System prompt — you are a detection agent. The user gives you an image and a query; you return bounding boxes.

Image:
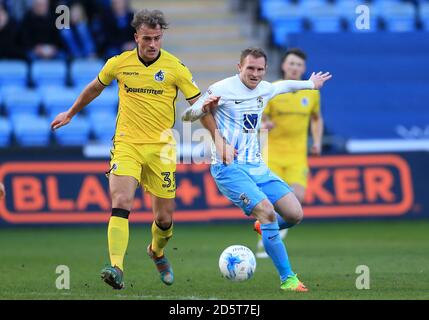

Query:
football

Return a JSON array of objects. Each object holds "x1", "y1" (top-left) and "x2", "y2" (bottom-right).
[{"x1": 219, "y1": 245, "x2": 256, "y2": 281}]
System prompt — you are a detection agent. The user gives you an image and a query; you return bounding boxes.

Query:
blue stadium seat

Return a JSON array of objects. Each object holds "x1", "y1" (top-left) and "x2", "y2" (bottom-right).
[
  {"x1": 260, "y1": 0, "x2": 293, "y2": 21},
  {"x1": 70, "y1": 59, "x2": 104, "y2": 87},
  {"x1": 12, "y1": 115, "x2": 50, "y2": 146},
  {"x1": 31, "y1": 60, "x2": 67, "y2": 87},
  {"x1": 54, "y1": 116, "x2": 91, "y2": 146},
  {"x1": 420, "y1": 3, "x2": 429, "y2": 31},
  {"x1": 0, "y1": 117, "x2": 12, "y2": 147},
  {"x1": 3, "y1": 89, "x2": 41, "y2": 120},
  {"x1": 90, "y1": 112, "x2": 116, "y2": 144},
  {"x1": 85, "y1": 88, "x2": 118, "y2": 117},
  {"x1": 42, "y1": 88, "x2": 78, "y2": 118},
  {"x1": 272, "y1": 18, "x2": 304, "y2": 47},
  {"x1": 310, "y1": 16, "x2": 343, "y2": 32},
  {"x1": 347, "y1": 17, "x2": 379, "y2": 32},
  {"x1": 378, "y1": 2, "x2": 416, "y2": 31},
  {"x1": 0, "y1": 60, "x2": 28, "y2": 87}
]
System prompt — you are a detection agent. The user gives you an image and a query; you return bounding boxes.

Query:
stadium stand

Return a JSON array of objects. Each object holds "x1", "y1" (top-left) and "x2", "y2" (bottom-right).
[
  {"x1": 0, "y1": 0, "x2": 428, "y2": 149},
  {"x1": 12, "y1": 114, "x2": 50, "y2": 147},
  {"x1": 286, "y1": 32, "x2": 429, "y2": 140},
  {"x1": 0, "y1": 60, "x2": 28, "y2": 87},
  {"x1": 53, "y1": 116, "x2": 91, "y2": 146},
  {"x1": 31, "y1": 60, "x2": 68, "y2": 87},
  {"x1": 0, "y1": 117, "x2": 12, "y2": 147}
]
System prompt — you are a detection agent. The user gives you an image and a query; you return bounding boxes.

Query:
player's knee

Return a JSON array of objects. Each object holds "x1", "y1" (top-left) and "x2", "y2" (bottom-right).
[
  {"x1": 111, "y1": 192, "x2": 134, "y2": 210},
  {"x1": 255, "y1": 201, "x2": 276, "y2": 223},
  {"x1": 154, "y1": 204, "x2": 175, "y2": 228},
  {"x1": 289, "y1": 206, "x2": 304, "y2": 225}
]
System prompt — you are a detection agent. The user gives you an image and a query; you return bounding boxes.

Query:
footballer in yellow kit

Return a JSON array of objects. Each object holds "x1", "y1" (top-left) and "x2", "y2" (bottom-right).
[
  {"x1": 51, "y1": 10, "x2": 201, "y2": 289},
  {"x1": 99, "y1": 47, "x2": 200, "y2": 198},
  {"x1": 264, "y1": 87, "x2": 320, "y2": 190}
]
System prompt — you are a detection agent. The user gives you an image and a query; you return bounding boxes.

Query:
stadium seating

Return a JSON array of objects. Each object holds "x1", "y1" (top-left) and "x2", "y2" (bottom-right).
[
  {"x1": 70, "y1": 59, "x2": 104, "y2": 87},
  {"x1": 0, "y1": 117, "x2": 12, "y2": 147},
  {"x1": 53, "y1": 116, "x2": 91, "y2": 146},
  {"x1": 286, "y1": 32, "x2": 429, "y2": 140},
  {"x1": 42, "y1": 88, "x2": 78, "y2": 118},
  {"x1": 90, "y1": 112, "x2": 117, "y2": 144},
  {"x1": 12, "y1": 115, "x2": 51, "y2": 147},
  {"x1": 85, "y1": 88, "x2": 118, "y2": 117},
  {"x1": 3, "y1": 89, "x2": 41, "y2": 120},
  {"x1": 260, "y1": 0, "x2": 423, "y2": 46},
  {"x1": 381, "y1": 2, "x2": 416, "y2": 32},
  {"x1": 420, "y1": 2, "x2": 429, "y2": 31},
  {"x1": 0, "y1": 60, "x2": 28, "y2": 88},
  {"x1": 31, "y1": 60, "x2": 68, "y2": 87}
]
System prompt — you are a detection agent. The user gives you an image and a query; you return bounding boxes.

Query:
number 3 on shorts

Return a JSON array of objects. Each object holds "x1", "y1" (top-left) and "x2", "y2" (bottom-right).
[{"x1": 161, "y1": 172, "x2": 176, "y2": 189}]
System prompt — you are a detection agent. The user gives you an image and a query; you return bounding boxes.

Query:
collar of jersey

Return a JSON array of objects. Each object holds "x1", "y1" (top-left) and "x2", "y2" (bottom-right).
[{"x1": 136, "y1": 48, "x2": 161, "y2": 67}]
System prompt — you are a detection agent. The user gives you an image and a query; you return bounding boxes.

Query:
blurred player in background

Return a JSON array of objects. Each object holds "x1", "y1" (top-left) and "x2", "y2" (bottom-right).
[
  {"x1": 51, "y1": 9, "x2": 201, "y2": 290},
  {"x1": 182, "y1": 48, "x2": 331, "y2": 291},
  {"x1": 255, "y1": 48, "x2": 324, "y2": 258}
]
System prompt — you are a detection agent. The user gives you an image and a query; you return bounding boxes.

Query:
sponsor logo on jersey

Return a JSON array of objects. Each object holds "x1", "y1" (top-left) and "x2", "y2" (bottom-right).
[
  {"x1": 154, "y1": 70, "x2": 165, "y2": 82},
  {"x1": 123, "y1": 71, "x2": 139, "y2": 76},
  {"x1": 124, "y1": 84, "x2": 163, "y2": 95}
]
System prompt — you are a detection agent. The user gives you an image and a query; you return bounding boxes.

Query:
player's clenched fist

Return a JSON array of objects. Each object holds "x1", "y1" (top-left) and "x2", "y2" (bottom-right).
[{"x1": 309, "y1": 72, "x2": 332, "y2": 90}]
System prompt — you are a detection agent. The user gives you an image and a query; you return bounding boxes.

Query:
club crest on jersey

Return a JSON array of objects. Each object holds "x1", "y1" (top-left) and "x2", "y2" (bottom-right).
[
  {"x1": 257, "y1": 96, "x2": 263, "y2": 108},
  {"x1": 239, "y1": 193, "x2": 251, "y2": 206},
  {"x1": 154, "y1": 70, "x2": 165, "y2": 82},
  {"x1": 301, "y1": 97, "x2": 309, "y2": 107}
]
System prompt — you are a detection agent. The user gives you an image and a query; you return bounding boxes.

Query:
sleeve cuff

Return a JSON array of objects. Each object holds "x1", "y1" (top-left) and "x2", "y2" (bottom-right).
[
  {"x1": 97, "y1": 76, "x2": 108, "y2": 87},
  {"x1": 186, "y1": 92, "x2": 201, "y2": 101}
]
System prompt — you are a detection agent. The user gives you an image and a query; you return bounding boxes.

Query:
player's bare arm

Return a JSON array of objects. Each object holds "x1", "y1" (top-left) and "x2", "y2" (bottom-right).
[
  {"x1": 200, "y1": 113, "x2": 237, "y2": 165},
  {"x1": 50, "y1": 78, "x2": 105, "y2": 130},
  {"x1": 310, "y1": 111, "x2": 324, "y2": 156}
]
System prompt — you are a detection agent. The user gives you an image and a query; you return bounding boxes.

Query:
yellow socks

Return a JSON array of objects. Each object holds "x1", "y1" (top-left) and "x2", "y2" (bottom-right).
[
  {"x1": 151, "y1": 221, "x2": 173, "y2": 257},
  {"x1": 108, "y1": 209, "x2": 130, "y2": 271}
]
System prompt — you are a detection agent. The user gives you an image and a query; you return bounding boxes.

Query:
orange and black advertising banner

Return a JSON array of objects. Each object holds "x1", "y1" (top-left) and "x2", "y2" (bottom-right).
[{"x1": 0, "y1": 152, "x2": 426, "y2": 225}]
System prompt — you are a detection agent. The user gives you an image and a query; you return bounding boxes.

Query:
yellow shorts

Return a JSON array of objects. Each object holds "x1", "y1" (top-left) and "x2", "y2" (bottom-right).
[
  {"x1": 267, "y1": 155, "x2": 309, "y2": 188},
  {"x1": 109, "y1": 141, "x2": 176, "y2": 199}
]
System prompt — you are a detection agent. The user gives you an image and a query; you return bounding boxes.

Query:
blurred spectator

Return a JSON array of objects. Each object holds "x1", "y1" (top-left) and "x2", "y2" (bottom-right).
[
  {"x1": 21, "y1": 0, "x2": 64, "y2": 60},
  {"x1": 94, "y1": 0, "x2": 135, "y2": 58},
  {"x1": 60, "y1": 2, "x2": 96, "y2": 59},
  {"x1": 0, "y1": 4, "x2": 24, "y2": 59}
]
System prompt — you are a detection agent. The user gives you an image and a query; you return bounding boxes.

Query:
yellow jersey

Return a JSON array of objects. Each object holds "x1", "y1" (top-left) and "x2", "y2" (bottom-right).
[
  {"x1": 264, "y1": 86, "x2": 320, "y2": 157},
  {"x1": 98, "y1": 48, "x2": 201, "y2": 144}
]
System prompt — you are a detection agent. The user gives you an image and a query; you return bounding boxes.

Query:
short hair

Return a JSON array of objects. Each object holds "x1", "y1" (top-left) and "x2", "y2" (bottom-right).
[
  {"x1": 282, "y1": 48, "x2": 307, "y2": 62},
  {"x1": 131, "y1": 9, "x2": 169, "y2": 31},
  {"x1": 240, "y1": 47, "x2": 268, "y2": 65}
]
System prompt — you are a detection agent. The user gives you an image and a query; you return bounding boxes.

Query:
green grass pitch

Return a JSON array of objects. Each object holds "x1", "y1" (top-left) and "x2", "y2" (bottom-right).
[{"x1": 0, "y1": 220, "x2": 428, "y2": 300}]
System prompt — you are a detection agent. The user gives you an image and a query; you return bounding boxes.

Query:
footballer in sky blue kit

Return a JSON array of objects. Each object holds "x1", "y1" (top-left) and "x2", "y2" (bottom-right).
[{"x1": 182, "y1": 47, "x2": 331, "y2": 291}]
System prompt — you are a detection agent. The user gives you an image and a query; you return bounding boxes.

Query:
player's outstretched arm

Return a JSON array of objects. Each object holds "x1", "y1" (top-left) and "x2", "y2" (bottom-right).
[
  {"x1": 182, "y1": 95, "x2": 221, "y2": 122},
  {"x1": 51, "y1": 78, "x2": 105, "y2": 130},
  {"x1": 273, "y1": 72, "x2": 332, "y2": 97}
]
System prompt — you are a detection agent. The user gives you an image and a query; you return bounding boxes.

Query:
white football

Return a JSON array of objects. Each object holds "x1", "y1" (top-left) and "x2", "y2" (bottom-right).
[{"x1": 219, "y1": 245, "x2": 256, "y2": 281}]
